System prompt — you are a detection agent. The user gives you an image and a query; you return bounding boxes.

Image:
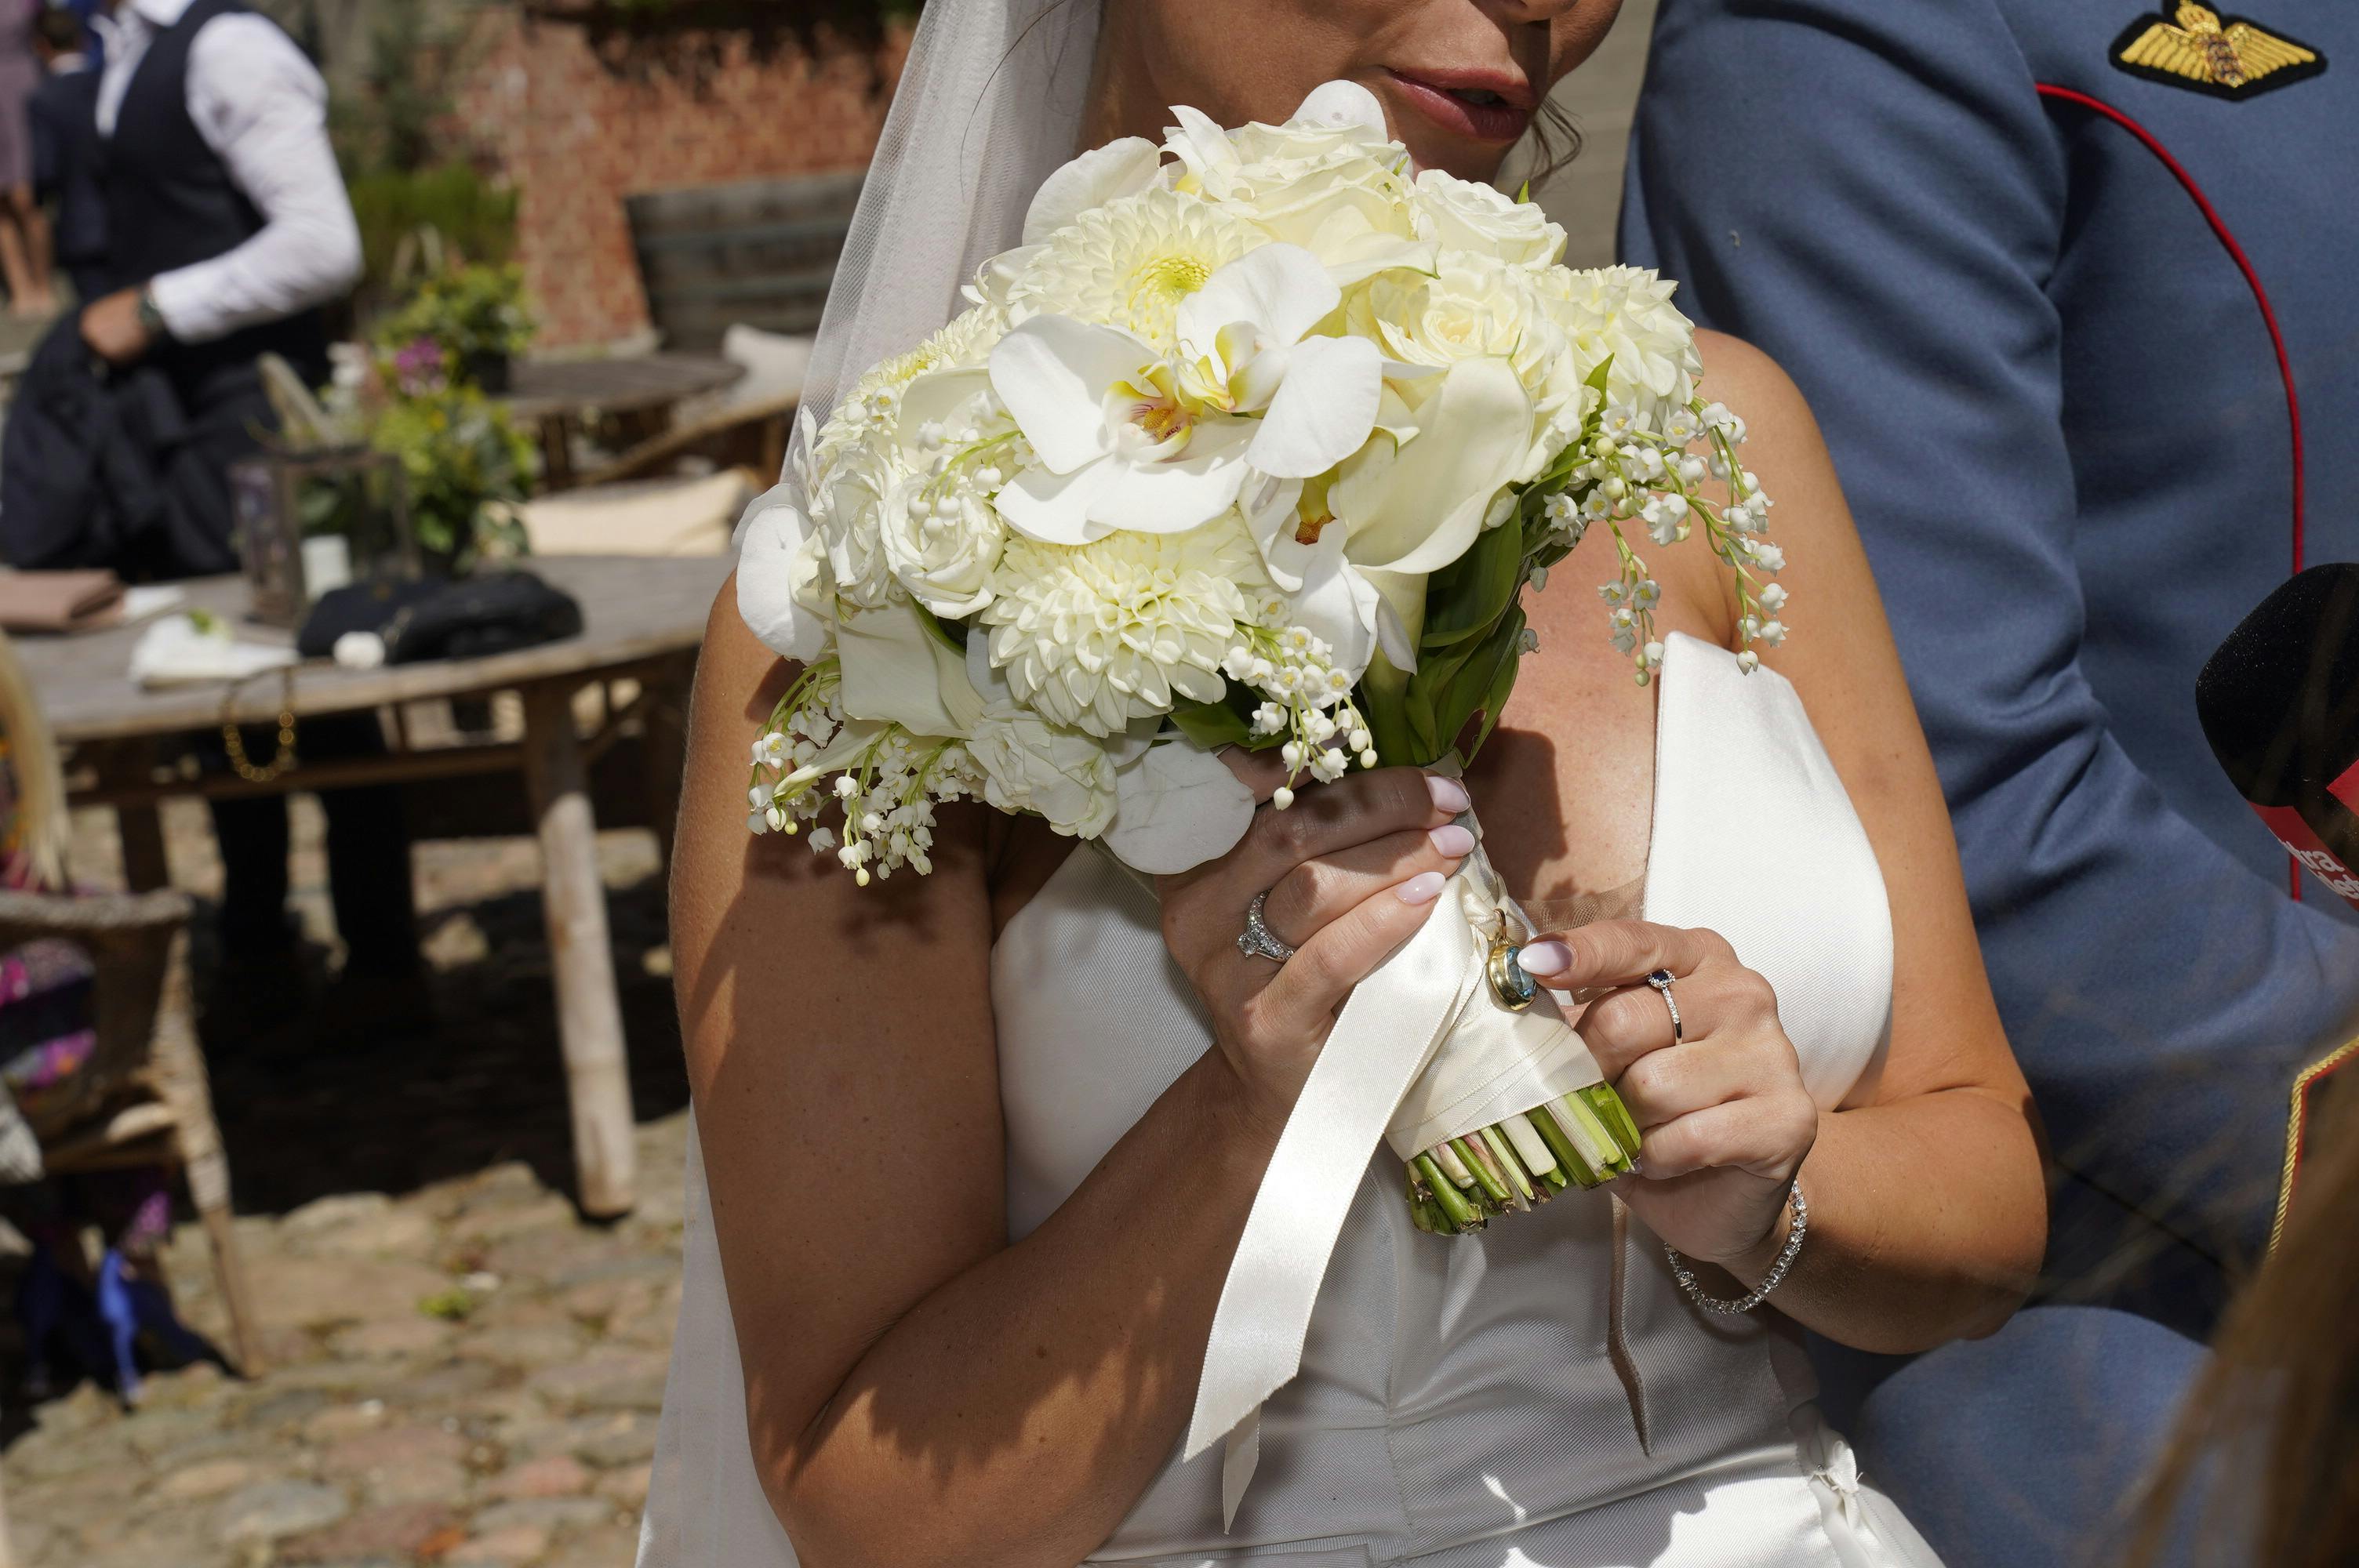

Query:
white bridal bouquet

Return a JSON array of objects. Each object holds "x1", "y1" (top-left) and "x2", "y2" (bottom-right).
[
  {"x1": 743, "y1": 79, "x2": 1787, "y2": 1504},
  {"x1": 739, "y1": 82, "x2": 1784, "y2": 1247}
]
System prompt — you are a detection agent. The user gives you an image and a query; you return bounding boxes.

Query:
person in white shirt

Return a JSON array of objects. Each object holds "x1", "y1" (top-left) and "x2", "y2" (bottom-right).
[
  {"x1": 81, "y1": 0, "x2": 420, "y2": 1025},
  {"x1": 78, "y1": 0, "x2": 360, "y2": 368}
]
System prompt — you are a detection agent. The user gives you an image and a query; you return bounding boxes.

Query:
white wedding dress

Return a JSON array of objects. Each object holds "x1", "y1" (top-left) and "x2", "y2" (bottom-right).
[{"x1": 639, "y1": 633, "x2": 1947, "y2": 1566}]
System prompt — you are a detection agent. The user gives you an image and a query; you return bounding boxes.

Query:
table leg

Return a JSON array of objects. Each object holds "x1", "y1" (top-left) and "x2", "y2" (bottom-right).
[
  {"x1": 540, "y1": 414, "x2": 576, "y2": 492},
  {"x1": 117, "y1": 804, "x2": 170, "y2": 892},
  {"x1": 520, "y1": 680, "x2": 638, "y2": 1218}
]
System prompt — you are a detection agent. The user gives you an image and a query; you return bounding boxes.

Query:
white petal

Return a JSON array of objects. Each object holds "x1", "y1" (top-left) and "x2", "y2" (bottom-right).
[
  {"x1": 1247, "y1": 334, "x2": 1381, "y2": 480},
  {"x1": 1087, "y1": 430, "x2": 1253, "y2": 534},
  {"x1": 1357, "y1": 566, "x2": 1426, "y2": 673},
  {"x1": 895, "y1": 367, "x2": 994, "y2": 460},
  {"x1": 1323, "y1": 237, "x2": 1441, "y2": 291},
  {"x1": 1289, "y1": 532, "x2": 1379, "y2": 683},
  {"x1": 735, "y1": 488, "x2": 825, "y2": 662},
  {"x1": 1176, "y1": 244, "x2": 1339, "y2": 355},
  {"x1": 1243, "y1": 474, "x2": 1310, "y2": 592},
  {"x1": 1290, "y1": 79, "x2": 1390, "y2": 141},
  {"x1": 965, "y1": 627, "x2": 1015, "y2": 709},
  {"x1": 836, "y1": 599, "x2": 976, "y2": 738},
  {"x1": 994, "y1": 457, "x2": 1120, "y2": 544},
  {"x1": 1105, "y1": 742, "x2": 1256, "y2": 874},
  {"x1": 1024, "y1": 137, "x2": 1165, "y2": 245},
  {"x1": 989, "y1": 316, "x2": 1149, "y2": 474},
  {"x1": 1334, "y1": 357, "x2": 1530, "y2": 575},
  {"x1": 1166, "y1": 103, "x2": 1235, "y2": 169}
]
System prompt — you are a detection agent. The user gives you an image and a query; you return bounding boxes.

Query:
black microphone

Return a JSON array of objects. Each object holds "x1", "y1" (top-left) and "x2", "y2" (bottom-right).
[{"x1": 2197, "y1": 563, "x2": 2359, "y2": 909}]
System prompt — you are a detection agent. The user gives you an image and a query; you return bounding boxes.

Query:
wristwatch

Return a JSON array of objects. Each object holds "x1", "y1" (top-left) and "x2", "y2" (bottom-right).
[{"x1": 135, "y1": 286, "x2": 171, "y2": 343}]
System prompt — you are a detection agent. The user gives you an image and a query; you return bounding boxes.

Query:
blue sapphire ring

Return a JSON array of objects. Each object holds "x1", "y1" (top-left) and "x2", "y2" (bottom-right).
[{"x1": 1645, "y1": 968, "x2": 1685, "y2": 1042}]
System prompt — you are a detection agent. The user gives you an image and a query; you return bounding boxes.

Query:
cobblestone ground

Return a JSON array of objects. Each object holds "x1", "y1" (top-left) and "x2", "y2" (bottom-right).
[{"x1": 2, "y1": 800, "x2": 695, "y2": 1568}]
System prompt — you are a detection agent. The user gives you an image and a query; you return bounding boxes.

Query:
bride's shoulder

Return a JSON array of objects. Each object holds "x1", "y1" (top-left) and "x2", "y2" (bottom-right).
[{"x1": 1687, "y1": 328, "x2": 1877, "y2": 637}]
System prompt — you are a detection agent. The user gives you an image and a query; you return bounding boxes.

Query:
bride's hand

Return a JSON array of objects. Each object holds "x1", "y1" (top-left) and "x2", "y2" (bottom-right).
[
  {"x1": 1158, "y1": 763, "x2": 1475, "y2": 1140},
  {"x1": 1517, "y1": 921, "x2": 1818, "y2": 1272}
]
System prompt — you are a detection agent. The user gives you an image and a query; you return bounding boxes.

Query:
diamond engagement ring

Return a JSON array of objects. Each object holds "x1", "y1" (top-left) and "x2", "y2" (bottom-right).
[
  {"x1": 1237, "y1": 890, "x2": 1297, "y2": 964},
  {"x1": 1645, "y1": 967, "x2": 1685, "y2": 1042}
]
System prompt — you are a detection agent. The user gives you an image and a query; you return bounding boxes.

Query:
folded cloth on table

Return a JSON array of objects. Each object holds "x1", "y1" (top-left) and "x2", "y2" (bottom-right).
[
  {"x1": 0, "y1": 569, "x2": 125, "y2": 634},
  {"x1": 127, "y1": 614, "x2": 296, "y2": 688}
]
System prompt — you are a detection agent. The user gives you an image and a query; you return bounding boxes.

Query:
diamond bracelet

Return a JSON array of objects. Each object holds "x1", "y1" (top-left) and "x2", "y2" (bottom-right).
[{"x1": 1664, "y1": 1179, "x2": 1808, "y2": 1316}]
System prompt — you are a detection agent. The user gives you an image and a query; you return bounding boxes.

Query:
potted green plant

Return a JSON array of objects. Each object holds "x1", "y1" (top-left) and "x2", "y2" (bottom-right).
[
  {"x1": 367, "y1": 337, "x2": 540, "y2": 574},
  {"x1": 375, "y1": 262, "x2": 538, "y2": 393}
]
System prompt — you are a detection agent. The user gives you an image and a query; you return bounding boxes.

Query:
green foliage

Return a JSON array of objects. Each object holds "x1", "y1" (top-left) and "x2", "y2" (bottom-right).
[
  {"x1": 371, "y1": 383, "x2": 539, "y2": 570},
  {"x1": 375, "y1": 262, "x2": 538, "y2": 365},
  {"x1": 1356, "y1": 358, "x2": 1618, "y2": 768},
  {"x1": 347, "y1": 166, "x2": 521, "y2": 321},
  {"x1": 329, "y1": 0, "x2": 479, "y2": 176}
]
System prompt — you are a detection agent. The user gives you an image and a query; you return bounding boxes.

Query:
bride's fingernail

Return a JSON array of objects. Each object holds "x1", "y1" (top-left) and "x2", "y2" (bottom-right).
[
  {"x1": 1397, "y1": 871, "x2": 1447, "y2": 906},
  {"x1": 1428, "y1": 824, "x2": 1475, "y2": 858},
  {"x1": 1427, "y1": 775, "x2": 1470, "y2": 815},
  {"x1": 1516, "y1": 941, "x2": 1573, "y2": 977}
]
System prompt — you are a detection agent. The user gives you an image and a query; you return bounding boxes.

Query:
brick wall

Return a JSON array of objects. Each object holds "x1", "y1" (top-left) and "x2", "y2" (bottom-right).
[{"x1": 453, "y1": 14, "x2": 909, "y2": 349}]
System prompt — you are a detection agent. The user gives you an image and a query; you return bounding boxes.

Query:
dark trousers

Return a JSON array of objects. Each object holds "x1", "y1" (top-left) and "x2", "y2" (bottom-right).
[{"x1": 206, "y1": 710, "x2": 420, "y2": 978}]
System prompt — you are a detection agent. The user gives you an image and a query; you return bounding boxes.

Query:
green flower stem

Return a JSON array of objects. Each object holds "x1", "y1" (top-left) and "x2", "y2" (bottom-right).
[
  {"x1": 1481, "y1": 1125, "x2": 1539, "y2": 1203},
  {"x1": 1579, "y1": 1082, "x2": 1645, "y2": 1158},
  {"x1": 1416, "y1": 1154, "x2": 1481, "y2": 1231},
  {"x1": 1405, "y1": 1080, "x2": 1646, "y2": 1235},
  {"x1": 1528, "y1": 1103, "x2": 1598, "y2": 1188},
  {"x1": 1452, "y1": 1137, "x2": 1512, "y2": 1204}
]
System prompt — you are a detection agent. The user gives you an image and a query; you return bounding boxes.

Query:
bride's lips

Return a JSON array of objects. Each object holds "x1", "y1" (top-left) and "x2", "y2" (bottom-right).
[{"x1": 1382, "y1": 67, "x2": 1539, "y2": 144}]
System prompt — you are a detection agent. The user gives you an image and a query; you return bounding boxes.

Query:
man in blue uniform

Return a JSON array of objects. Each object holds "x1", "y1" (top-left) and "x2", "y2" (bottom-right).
[{"x1": 1622, "y1": 3, "x2": 2358, "y2": 1563}]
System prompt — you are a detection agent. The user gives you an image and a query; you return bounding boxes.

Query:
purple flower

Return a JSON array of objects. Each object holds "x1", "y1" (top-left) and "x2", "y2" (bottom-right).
[{"x1": 392, "y1": 337, "x2": 448, "y2": 397}]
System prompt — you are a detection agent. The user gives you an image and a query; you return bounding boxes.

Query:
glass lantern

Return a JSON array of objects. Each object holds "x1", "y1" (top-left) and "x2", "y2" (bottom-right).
[{"x1": 230, "y1": 448, "x2": 420, "y2": 629}]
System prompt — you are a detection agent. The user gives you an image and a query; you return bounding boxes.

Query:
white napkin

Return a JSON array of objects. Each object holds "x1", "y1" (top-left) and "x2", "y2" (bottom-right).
[{"x1": 129, "y1": 614, "x2": 297, "y2": 688}]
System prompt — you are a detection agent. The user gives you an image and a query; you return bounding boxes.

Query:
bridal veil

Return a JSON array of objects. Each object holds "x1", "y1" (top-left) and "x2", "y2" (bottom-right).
[{"x1": 641, "y1": 5, "x2": 1096, "y2": 1562}]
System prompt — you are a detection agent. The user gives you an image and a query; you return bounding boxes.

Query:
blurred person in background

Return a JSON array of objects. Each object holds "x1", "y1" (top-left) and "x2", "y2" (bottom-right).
[
  {"x1": 2126, "y1": 1087, "x2": 2359, "y2": 1568},
  {"x1": 80, "y1": 0, "x2": 421, "y2": 1031},
  {"x1": 1620, "y1": 3, "x2": 2359, "y2": 1566},
  {"x1": 28, "y1": 0, "x2": 101, "y2": 303},
  {"x1": 0, "y1": 0, "x2": 58, "y2": 318}
]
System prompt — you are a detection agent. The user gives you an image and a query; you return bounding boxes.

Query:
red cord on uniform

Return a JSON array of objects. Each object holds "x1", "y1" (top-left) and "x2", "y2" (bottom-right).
[{"x1": 2035, "y1": 82, "x2": 2309, "y2": 898}]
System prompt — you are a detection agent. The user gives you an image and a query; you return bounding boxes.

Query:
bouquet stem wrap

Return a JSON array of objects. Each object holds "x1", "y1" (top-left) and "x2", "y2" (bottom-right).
[{"x1": 1185, "y1": 807, "x2": 1631, "y2": 1523}]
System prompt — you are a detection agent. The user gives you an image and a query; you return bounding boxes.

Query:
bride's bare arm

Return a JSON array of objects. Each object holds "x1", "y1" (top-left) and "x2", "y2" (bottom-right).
[
  {"x1": 1587, "y1": 332, "x2": 2047, "y2": 1349},
  {"x1": 671, "y1": 595, "x2": 1467, "y2": 1566}
]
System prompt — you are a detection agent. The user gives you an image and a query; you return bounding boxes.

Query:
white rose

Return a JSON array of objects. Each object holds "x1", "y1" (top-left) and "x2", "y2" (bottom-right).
[
  {"x1": 882, "y1": 484, "x2": 1001, "y2": 619},
  {"x1": 968, "y1": 707, "x2": 1119, "y2": 839},
  {"x1": 1165, "y1": 106, "x2": 1416, "y2": 267},
  {"x1": 807, "y1": 430, "x2": 902, "y2": 612},
  {"x1": 1411, "y1": 169, "x2": 1566, "y2": 270},
  {"x1": 1350, "y1": 249, "x2": 1578, "y2": 478}
]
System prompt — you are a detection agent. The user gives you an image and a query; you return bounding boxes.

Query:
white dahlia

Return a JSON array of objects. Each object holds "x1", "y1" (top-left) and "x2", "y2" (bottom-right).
[
  {"x1": 1012, "y1": 187, "x2": 1267, "y2": 350},
  {"x1": 981, "y1": 514, "x2": 1267, "y2": 736}
]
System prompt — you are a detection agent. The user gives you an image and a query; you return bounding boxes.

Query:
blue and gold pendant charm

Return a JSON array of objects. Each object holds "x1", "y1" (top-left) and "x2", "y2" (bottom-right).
[
  {"x1": 1485, "y1": 913, "x2": 1539, "y2": 1013},
  {"x1": 2113, "y1": 5, "x2": 2325, "y2": 99}
]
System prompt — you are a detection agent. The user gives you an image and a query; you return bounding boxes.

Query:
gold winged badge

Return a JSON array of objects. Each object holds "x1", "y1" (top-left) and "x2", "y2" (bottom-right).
[{"x1": 2114, "y1": 5, "x2": 2327, "y2": 98}]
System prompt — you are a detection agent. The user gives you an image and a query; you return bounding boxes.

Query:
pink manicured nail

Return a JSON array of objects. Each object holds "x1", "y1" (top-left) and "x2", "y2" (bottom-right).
[
  {"x1": 1397, "y1": 871, "x2": 1447, "y2": 906},
  {"x1": 1517, "y1": 941, "x2": 1573, "y2": 977},
  {"x1": 1429, "y1": 824, "x2": 1475, "y2": 858},
  {"x1": 1427, "y1": 775, "x2": 1470, "y2": 815}
]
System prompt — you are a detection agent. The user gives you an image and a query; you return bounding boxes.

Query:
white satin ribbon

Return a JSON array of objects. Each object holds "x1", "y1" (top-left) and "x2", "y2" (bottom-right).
[{"x1": 1183, "y1": 820, "x2": 1606, "y2": 1526}]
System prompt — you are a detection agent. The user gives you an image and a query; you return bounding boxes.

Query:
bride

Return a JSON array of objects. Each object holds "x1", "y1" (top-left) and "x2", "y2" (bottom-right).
[{"x1": 643, "y1": 2, "x2": 2046, "y2": 1564}]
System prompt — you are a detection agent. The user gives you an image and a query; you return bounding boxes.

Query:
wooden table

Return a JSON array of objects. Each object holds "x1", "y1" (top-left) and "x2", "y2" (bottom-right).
[
  {"x1": 20, "y1": 554, "x2": 735, "y2": 1218},
  {"x1": 500, "y1": 354, "x2": 747, "y2": 492}
]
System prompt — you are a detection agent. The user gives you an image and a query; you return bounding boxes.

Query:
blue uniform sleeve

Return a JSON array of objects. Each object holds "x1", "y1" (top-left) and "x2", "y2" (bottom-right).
[{"x1": 1619, "y1": 0, "x2": 2359, "y2": 1276}]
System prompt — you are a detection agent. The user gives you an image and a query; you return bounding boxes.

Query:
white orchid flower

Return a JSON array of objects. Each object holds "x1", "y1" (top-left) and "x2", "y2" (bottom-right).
[
  {"x1": 988, "y1": 244, "x2": 1383, "y2": 545},
  {"x1": 1172, "y1": 244, "x2": 1383, "y2": 480}
]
